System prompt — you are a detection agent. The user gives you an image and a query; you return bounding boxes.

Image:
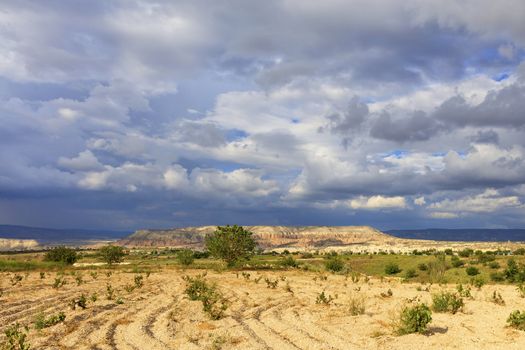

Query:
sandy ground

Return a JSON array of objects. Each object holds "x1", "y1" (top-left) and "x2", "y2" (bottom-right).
[{"x1": 1, "y1": 269, "x2": 525, "y2": 349}]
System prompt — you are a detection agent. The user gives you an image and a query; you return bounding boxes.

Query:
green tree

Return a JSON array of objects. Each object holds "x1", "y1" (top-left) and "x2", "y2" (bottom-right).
[
  {"x1": 44, "y1": 246, "x2": 78, "y2": 265},
  {"x1": 99, "y1": 245, "x2": 126, "y2": 266},
  {"x1": 205, "y1": 225, "x2": 257, "y2": 267}
]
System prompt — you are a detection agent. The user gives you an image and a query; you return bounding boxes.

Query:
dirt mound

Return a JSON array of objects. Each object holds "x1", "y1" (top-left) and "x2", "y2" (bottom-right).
[{"x1": 117, "y1": 226, "x2": 398, "y2": 249}]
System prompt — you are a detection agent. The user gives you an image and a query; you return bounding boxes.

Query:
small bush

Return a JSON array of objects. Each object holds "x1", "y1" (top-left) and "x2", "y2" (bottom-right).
[
  {"x1": 456, "y1": 284, "x2": 471, "y2": 298},
  {"x1": 34, "y1": 312, "x2": 66, "y2": 330},
  {"x1": 507, "y1": 310, "x2": 525, "y2": 330},
  {"x1": 513, "y1": 248, "x2": 525, "y2": 256},
  {"x1": 488, "y1": 261, "x2": 500, "y2": 269},
  {"x1": 470, "y1": 277, "x2": 485, "y2": 289},
  {"x1": 466, "y1": 266, "x2": 480, "y2": 276},
  {"x1": 44, "y1": 246, "x2": 78, "y2": 265},
  {"x1": 349, "y1": 295, "x2": 365, "y2": 315},
  {"x1": 75, "y1": 274, "x2": 83, "y2": 286},
  {"x1": 517, "y1": 284, "x2": 525, "y2": 298},
  {"x1": 106, "y1": 283, "x2": 115, "y2": 300},
  {"x1": 176, "y1": 249, "x2": 194, "y2": 266},
  {"x1": 417, "y1": 263, "x2": 428, "y2": 271},
  {"x1": 53, "y1": 276, "x2": 66, "y2": 289},
  {"x1": 264, "y1": 278, "x2": 279, "y2": 289},
  {"x1": 183, "y1": 274, "x2": 228, "y2": 320},
  {"x1": 451, "y1": 256, "x2": 465, "y2": 268},
  {"x1": 490, "y1": 272, "x2": 505, "y2": 282},
  {"x1": 384, "y1": 263, "x2": 401, "y2": 275},
  {"x1": 404, "y1": 269, "x2": 417, "y2": 279},
  {"x1": 432, "y1": 291, "x2": 464, "y2": 314},
  {"x1": 325, "y1": 257, "x2": 344, "y2": 272},
  {"x1": 3, "y1": 323, "x2": 30, "y2": 350},
  {"x1": 491, "y1": 291, "x2": 505, "y2": 305},
  {"x1": 458, "y1": 248, "x2": 473, "y2": 258},
  {"x1": 315, "y1": 291, "x2": 334, "y2": 305},
  {"x1": 10, "y1": 274, "x2": 23, "y2": 286},
  {"x1": 397, "y1": 303, "x2": 432, "y2": 335},
  {"x1": 134, "y1": 274, "x2": 144, "y2": 289},
  {"x1": 281, "y1": 256, "x2": 299, "y2": 268},
  {"x1": 72, "y1": 294, "x2": 87, "y2": 310}
]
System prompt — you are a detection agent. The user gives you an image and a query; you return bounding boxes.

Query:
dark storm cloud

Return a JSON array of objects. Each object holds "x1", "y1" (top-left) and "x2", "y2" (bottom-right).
[
  {"x1": 369, "y1": 111, "x2": 445, "y2": 143},
  {"x1": 470, "y1": 130, "x2": 500, "y2": 144},
  {"x1": 435, "y1": 83, "x2": 525, "y2": 128},
  {"x1": 321, "y1": 97, "x2": 369, "y2": 135}
]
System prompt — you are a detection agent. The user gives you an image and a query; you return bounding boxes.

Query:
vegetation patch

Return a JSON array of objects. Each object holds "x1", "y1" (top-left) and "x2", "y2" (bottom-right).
[{"x1": 396, "y1": 303, "x2": 432, "y2": 335}]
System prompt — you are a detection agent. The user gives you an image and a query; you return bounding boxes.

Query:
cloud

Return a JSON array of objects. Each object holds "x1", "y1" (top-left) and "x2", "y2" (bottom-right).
[
  {"x1": 58, "y1": 150, "x2": 104, "y2": 172},
  {"x1": 428, "y1": 188, "x2": 522, "y2": 214},
  {"x1": 429, "y1": 212, "x2": 459, "y2": 219},
  {"x1": 349, "y1": 196, "x2": 407, "y2": 210}
]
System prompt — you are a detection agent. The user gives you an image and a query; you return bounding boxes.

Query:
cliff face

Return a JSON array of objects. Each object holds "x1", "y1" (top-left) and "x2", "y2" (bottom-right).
[
  {"x1": 0, "y1": 238, "x2": 39, "y2": 251},
  {"x1": 117, "y1": 226, "x2": 400, "y2": 249}
]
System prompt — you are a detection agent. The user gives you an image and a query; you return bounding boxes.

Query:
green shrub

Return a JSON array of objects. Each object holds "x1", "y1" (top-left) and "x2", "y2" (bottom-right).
[
  {"x1": 470, "y1": 277, "x2": 485, "y2": 289},
  {"x1": 490, "y1": 272, "x2": 505, "y2": 282},
  {"x1": 451, "y1": 256, "x2": 465, "y2": 268},
  {"x1": 404, "y1": 269, "x2": 417, "y2": 279},
  {"x1": 106, "y1": 283, "x2": 115, "y2": 300},
  {"x1": 34, "y1": 312, "x2": 66, "y2": 330},
  {"x1": 183, "y1": 274, "x2": 228, "y2": 320},
  {"x1": 44, "y1": 246, "x2": 78, "y2": 265},
  {"x1": 432, "y1": 291, "x2": 464, "y2": 314},
  {"x1": 466, "y1": 266, "x2": 480, "y2": 276},
  {"x1": 205, "y1": 225, "x2": 257, "y2": 267},
  {"x1": 72, "y1": 294, "x2": 87, "y2": 310},
  {"x1": 281, "y1": 256, "x2": 299, "y2": 268},
  {"x1": 428, "y1": 255, "x2": 448, "y2": 283},
  {"x1": 513, "y1": 248, "x2": 525, "y2": 255},
  {"x1": 3, "y1": 323, "x2": 30, "y2": 350},
  {"x1": 53, "y1": 276, "x2": 66, "y2": 289},
  {"x1": 458, "y1": 248, "x2": 473, "y2": 257},
  {"x1": 417, "y1": 263, "x2": 428, "y2": 271},
  {"x1": 325, "y1": 257, "x2": 344, "y2": 272},
  {"x1": 315, "y1": 291, "x2": 334, "y2": 305},
  {"x1": 504, "y1": 258, "x2": 525, "y2": 283},
  {"x1": 134, "y1": 274, "x2": 144, "y2": 288},
  {"x1": 384, "y1": 263, "x2": 401, "y2": 275},
  {"x1": 99, "y1": 245, "x2": 126, "y2": 265},
  {"x1": 176, "y1": 249, "x2": 194, "y2": 266},
  {"x1": 456, "y1": 284, "x2": 471, "y2": 298},
  {"x1": 397, "y1": 303, "x2": 432, "y2": 335},
  {"x1": 507, "y1": 310, "x2": 525, "y2": 330},
  {"x1": 488, "y1": 261, "x2": 500, "y2": 269}
]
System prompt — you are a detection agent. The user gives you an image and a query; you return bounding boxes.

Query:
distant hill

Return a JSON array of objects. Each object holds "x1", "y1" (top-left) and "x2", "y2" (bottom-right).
[
  {"x1": 0, "y1": 224, "x2": 130, "y2": 246},
  {"x1": 386, "y1": 229, "x2": 525, "y2": 242},
  {"x1": 118, "y1": 225, "x2": 402, "y2": 249}
]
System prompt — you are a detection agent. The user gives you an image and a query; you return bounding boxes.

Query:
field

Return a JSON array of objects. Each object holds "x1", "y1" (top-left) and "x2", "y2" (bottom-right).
[{"x1": 2, "y1": 250, "x2": 525, "y2": 349}]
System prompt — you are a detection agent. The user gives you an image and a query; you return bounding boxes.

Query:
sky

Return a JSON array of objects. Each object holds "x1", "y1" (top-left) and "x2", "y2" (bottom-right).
[{"x1": 1, "y1": 0, "x2": 525, "y2": 231}]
